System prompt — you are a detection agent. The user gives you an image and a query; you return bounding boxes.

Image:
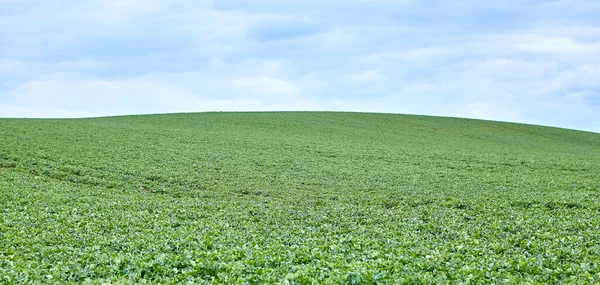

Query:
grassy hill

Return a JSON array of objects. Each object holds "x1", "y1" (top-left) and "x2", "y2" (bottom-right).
[{"x1": 1, "y1": 112, "x2": 599, "y2": 283}]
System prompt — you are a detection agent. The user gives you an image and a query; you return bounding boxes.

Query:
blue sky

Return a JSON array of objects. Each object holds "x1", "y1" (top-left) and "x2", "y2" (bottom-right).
[{"x1": 1, "y1": 0, "x2": 599, "y2": 133}]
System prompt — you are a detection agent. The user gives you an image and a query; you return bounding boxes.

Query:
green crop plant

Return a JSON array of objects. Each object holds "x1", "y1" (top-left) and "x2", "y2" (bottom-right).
[{"x1": 1, "y1": 112, "x2": 599, "y2": 284}]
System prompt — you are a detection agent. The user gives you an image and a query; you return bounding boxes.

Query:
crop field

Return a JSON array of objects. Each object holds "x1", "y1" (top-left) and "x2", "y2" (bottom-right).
[{"x1": 1, "y1": 112, "x2": 599, "y2": 284}]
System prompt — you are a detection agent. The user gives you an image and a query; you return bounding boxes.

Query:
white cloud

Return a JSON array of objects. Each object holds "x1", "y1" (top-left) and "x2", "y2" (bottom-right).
[
  {"x1": 231, "y1": 76, "x2": 299, "y2": 97},
  {"x1": 54, "y1": 60, "x2": 107, "y2": 70},
  {"x1": 348, "y1": 70, "x2": 385, "y2": 82},
  {"x1": 359, "y1": 47, "x2": 453, "y2": 67},
  {"x1": 543, "y1": 0, "x2": 600, "y2": 12},
  {"x1": 511, "y1": 35, "x2": 598, "y2": 54},
  {"x1": 0, "y1": 103, "x2": 93, "y2": 118},
  {"x1": 0, "y1": 59, "x2": 45, "y2": 75}
]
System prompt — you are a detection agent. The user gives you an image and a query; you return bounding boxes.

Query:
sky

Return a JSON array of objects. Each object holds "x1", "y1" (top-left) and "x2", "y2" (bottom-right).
[{"x1": 1, "y1": 0, "x2": 599, "y2": 133}]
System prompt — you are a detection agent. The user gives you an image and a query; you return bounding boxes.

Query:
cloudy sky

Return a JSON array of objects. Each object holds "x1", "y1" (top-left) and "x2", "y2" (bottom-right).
[{"x1": 1, "y1": 0, "x2": 599, "y2": 132}]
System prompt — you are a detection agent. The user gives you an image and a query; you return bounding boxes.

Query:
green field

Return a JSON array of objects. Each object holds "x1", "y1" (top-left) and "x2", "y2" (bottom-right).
[{"x1": 1, "y1": 112, "x2": 599, "y2": 284}]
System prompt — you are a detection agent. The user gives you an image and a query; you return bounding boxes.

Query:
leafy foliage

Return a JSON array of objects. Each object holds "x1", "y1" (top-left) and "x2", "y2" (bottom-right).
[{"x1": 1, "y1": 112, "x2": 599, "y2": 283}]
